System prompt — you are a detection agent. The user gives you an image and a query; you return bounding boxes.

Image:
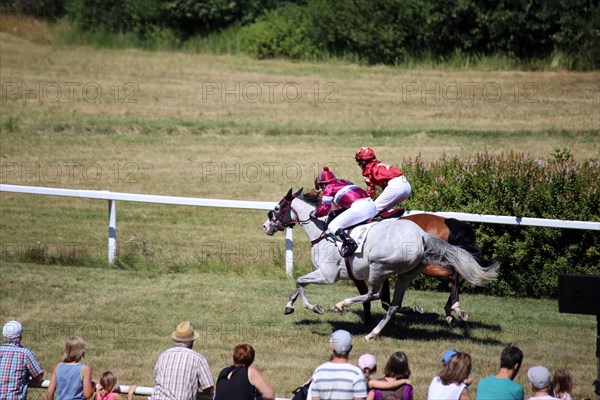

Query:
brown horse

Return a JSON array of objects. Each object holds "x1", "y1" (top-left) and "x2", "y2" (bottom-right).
[{"x1": 355, "y1": 212, "x2": 495, "y2": 326}]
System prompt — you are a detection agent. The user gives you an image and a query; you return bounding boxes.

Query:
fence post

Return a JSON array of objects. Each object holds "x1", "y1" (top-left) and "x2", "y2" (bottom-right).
[
  {"x1": 108, "y1": 199, "x2": 117, "y2": 264},
  {"x1": 285, "y1": 227, "x2": 293, "y2": 278}
]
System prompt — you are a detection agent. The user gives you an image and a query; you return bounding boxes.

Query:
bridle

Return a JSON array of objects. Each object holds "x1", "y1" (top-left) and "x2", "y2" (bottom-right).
[{"x1": 268, "y1": 195, "x2": 316, "y2": 232}]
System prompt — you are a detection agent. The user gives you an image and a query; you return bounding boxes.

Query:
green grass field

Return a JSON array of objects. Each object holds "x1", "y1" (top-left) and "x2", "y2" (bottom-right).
[
  {"x1": 2, "y1": 262, "x2": 597, "y2": 398},
  {"x1": 0, "y1": 25, "x2": 599, "y2": 399}
]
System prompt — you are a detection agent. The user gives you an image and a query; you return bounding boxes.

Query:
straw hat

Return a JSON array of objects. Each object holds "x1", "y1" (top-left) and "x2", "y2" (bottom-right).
[{"x1": 171, "y1": 321, "x2": 199, "y2": 342}]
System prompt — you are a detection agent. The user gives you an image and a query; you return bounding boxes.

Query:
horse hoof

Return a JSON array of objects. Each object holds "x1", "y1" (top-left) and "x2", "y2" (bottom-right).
[
  {"x1": 364, "y1": 333, "x2": 377, "y2": 341},
  {"x1": 458, "y1": 311, "x2": 468, "y2": 321},
  {"x1": 446, "y1": 316, "x2": 454, "y2": 327},
  {"x1": 284, "y1": 307, "x2": 295, "y2": 315},
  {"x1": 332, "y1": 304, "x2": 344, "y2": 313},
  {"x1": 413, "y1": 305, "x2": 424, "y2": 314},
  {"x1": 313, "y1": 305, "x2": 325, "y2": 314}
]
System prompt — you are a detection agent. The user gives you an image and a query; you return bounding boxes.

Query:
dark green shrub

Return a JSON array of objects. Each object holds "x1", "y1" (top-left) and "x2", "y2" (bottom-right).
[
  {"x1": 308, "y1": 0, "x2": 434, "y2": 64},
  {"x1": 0, "y1": 0, "x2": 67, "y2": 21},
  {"x1": 240, "y1": 4, "x2": 319, "y2": 60},
  {"x1": 402, "y1": 150, "x2": 600, "y2": 298}
]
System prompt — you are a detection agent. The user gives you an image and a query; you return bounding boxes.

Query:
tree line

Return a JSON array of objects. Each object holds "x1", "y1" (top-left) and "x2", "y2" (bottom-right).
[{"x1": 2, "y1": 0, "x2": 599, "y2": 69}]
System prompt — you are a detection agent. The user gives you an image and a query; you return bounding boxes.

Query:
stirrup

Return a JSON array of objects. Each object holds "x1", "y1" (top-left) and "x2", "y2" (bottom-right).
[
  {"x1": 341, "y1": 242, "x2": 358, "y2": 257},
  {"x1": 336, "y1": 229, "x2": 357, "y2": 256}
]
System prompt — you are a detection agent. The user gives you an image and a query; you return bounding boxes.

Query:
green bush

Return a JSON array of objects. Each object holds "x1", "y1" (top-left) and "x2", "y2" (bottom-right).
[
  {"x1": 240, "y1": 4, "x2": 319, "y2": 60},
  {"x1": 308, "y1": 0, "x2": 433, "y2": 64},
  {"x1": 402, "y1": 150, "x2": 600, "y2": 298}
]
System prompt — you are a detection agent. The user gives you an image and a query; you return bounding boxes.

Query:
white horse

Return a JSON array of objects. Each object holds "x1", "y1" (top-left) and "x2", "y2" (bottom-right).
[{"x1": 262, "y1": 189, "x2": 499, "y2": 340}]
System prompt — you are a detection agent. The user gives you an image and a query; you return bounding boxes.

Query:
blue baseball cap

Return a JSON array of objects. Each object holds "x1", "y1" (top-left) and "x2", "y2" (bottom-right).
[{"x1": 442, "y1": 349, "x2": 457, "y2": 365}]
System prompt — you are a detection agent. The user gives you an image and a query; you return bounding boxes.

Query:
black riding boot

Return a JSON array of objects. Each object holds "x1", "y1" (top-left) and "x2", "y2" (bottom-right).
[{"x1": 335, "y1": 228, "x2": 358, "y2": 257}]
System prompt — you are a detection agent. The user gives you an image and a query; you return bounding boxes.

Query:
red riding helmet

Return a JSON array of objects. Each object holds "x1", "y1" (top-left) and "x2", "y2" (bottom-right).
[
  {"x1": 315, "y1": 166, "x2": 336, "y2": 188},
  {"x1": 355, "y1": 147, "x2": 377, "y2": 162}
]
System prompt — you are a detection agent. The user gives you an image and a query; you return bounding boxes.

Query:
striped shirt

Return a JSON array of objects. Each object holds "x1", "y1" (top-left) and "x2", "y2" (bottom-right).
[
  {"x1": 150, "y1": 346, "x2": 214, "y2": 400},
  {"x1": 310, "y1": 361, "x2": 367, "y2": 400},
  {"x1": 0, "y1": 343, "x2": 44, "y2": 400}
]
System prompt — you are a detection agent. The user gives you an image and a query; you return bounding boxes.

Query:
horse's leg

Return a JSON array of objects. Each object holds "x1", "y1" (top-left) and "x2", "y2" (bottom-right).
[
  {"x1": 292, "y1": 268, "x2": 339, "y2": 315},
  {"x1": 332, "y1": 268, "x2": 385, "y2": 312},
  {"x1": 451, "y1": 274, "x2": 468, "y2": 321},
  {"x1": 365, "y1": 266, "x2": 424, "y2": 341},
  {"x1": 380, "y1": 278, "x2": 390, "y2": 311},
  {"x1": 380, "y1": 278, "x2": 423, "y2": 315},
  {"x1": 332, "y1": 287, "x2": 381, "y2": 312},
  {"x1": 353, "y1": 279, "x2": 372, "y2": 325},
  {"x1": 444, "y1": 292, "x2": 454, "y2": 326},
  {"x1": 284, "y1": 288, "x2": 301, "y2": 315}
]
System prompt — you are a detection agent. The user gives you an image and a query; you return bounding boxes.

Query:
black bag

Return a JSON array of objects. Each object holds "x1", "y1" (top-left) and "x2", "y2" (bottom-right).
[{"x1": 291, "y1": 380, "x2": 311, "y2": 400}]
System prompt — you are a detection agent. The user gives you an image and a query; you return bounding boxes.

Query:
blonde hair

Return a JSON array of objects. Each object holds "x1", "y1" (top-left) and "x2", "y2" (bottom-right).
[
  {"x1": 63, "y1": 336, "x2": 86, "y2": 363},
  {"x1": 100, "y1": 371, "x2": 118, "y2": 393}
]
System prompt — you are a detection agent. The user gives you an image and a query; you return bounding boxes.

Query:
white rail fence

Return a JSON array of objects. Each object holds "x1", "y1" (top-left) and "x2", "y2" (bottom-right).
[
  {"x1": 29, "y1": 379, "x2": 290, "y2": 400},
  {"x1": 1, "y1": 184, "x2": 598, "y2": 277}
]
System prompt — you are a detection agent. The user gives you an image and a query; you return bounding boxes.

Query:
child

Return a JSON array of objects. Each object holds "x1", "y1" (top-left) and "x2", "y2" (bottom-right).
[
  {"x1": 46, "y1": 336, "x2": 94, "y2": 400},
  {"x1": 358, "y1": 353, "x2": 378, "y2": 383},
  {"x1": 367, "y1": 351, "x2": 413, "y2": 400},
  {"x1": 96, "y1": 371, "x2": 138, "y2": 400},
  {"x1": 358, "y1": 353, "x2": 412, "y2": 400},
  {"x1": 96, "y1": 371, "x2": 122, "y2": 400},
  {"x1": 551, "y1": 368, "x2": 573, "y2": 400}
]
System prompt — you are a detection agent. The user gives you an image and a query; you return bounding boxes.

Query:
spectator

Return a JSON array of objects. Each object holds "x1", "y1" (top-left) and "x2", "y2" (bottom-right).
[
  {"x1": 358, "y1": 353, "x2": 378, "y2": 383},
  {"x1": 150, "y1": 321, "x2": 214, "y2": 400},
  {"x1": 427, "y1": 352, "x2": 472, "y2": 400},
  {"x1": 310, "y1": 329, "x2": 367, "y2": 400},
  {"x1": 476, "y1": 345, "x2": 524, "y2": 400},
  {"x1": 442, "y1": 350, "x2": 457, "y2": 366},
  {"x1": 0, "y1": 320, "x2": 44, "y2": 400},
  {"x1": 527, "y1": 366, "x2": 559, "y2": 400},
  {"x1": 550, "y1": 368, "x2": 573, "y2": 400},
  {"x1": 366, "y1": 351, "x2": 414, "y2": 400},
  {"x1": 214, "y1": 343, "x2": 275, "y2": 400},
  {"x1": 95, "y1": 371, "x2": 137, "y2": 400},
  {"x1": 46, "y1": 336, "x2": 94, "y2": 400}
]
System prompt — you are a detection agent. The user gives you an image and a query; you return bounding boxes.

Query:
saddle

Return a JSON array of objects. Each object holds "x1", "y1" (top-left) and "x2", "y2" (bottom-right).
[
  {"x1": 343, "y1": 207, "x2": 406, "y2": 231},
  {"x1": 372, "y1": 208, "x2": 405, "y2": 221},
  {"x1": 327, "y1": 208, "x2": 405, "y2": 231}
]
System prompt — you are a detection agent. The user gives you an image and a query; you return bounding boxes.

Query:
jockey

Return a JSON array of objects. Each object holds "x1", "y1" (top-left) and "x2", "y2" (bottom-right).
[
  {"x1": 355, "y1": 147, "x2": 412, "y2": 214},
  {"x1": 311, "y1": 166, "x2": 377, "y2": 256}
]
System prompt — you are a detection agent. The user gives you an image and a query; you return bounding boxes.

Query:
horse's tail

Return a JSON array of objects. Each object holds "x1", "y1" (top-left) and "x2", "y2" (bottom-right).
[
  {"x1": 422, "y1": 235, "x2": 499, "y2": 286},
  {"x1": 445, "y1": 218, "x2": 496, "y2": 270}
]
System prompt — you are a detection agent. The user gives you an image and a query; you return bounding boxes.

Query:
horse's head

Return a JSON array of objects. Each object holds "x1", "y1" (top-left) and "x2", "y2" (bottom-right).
[{"x1": 262, "y1": 188, "x2": 303, "y2": 236}]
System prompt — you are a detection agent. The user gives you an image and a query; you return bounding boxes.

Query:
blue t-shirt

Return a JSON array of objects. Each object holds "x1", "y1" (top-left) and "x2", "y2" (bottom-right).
[{"x1": 476, "y1": 375, "x2": 524, "y2": 400}]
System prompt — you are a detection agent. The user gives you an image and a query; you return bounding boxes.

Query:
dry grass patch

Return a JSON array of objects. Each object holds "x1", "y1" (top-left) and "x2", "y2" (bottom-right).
[{"x1": 1, "y1": 32, "x2": 599, "y2": 138}]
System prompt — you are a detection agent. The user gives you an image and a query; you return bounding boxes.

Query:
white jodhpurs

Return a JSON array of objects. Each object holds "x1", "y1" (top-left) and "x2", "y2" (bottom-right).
[
  {"x1": 374, "y1": 175, "x2": 412, "y2": 213},
  {"x1": 328, "y1": 198, "x2": 377, "y2": 233}
]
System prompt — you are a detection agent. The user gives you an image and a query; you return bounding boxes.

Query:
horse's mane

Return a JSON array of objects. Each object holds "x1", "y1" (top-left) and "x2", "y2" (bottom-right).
[{"x1": 298, "y1": 191, "x2": 321, "y2": 207}]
